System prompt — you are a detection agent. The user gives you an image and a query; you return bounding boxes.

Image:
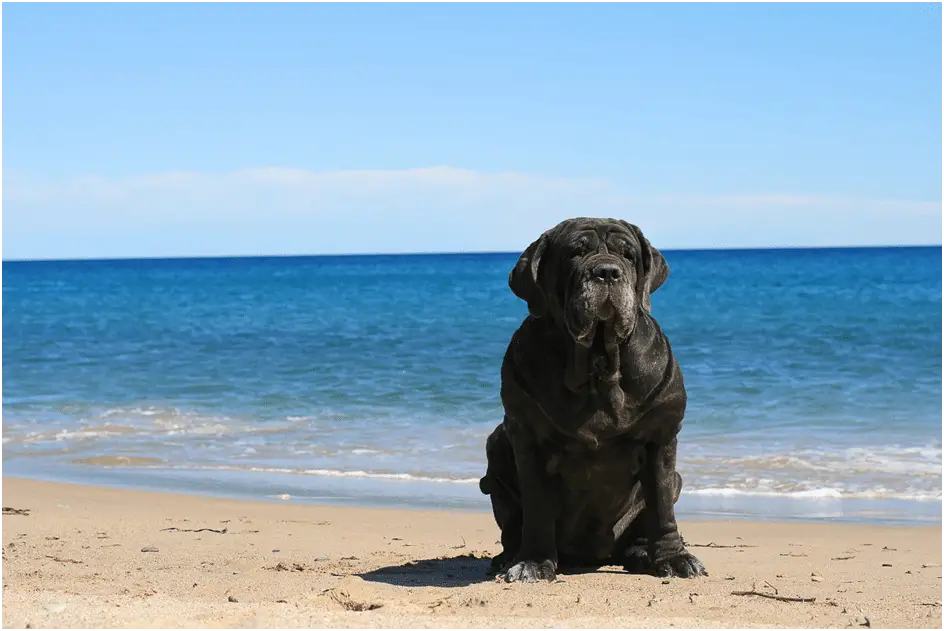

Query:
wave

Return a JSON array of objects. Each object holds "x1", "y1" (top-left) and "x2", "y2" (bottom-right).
[
  {"x1": 146, "y1": 463, "x2": 482, "y2": 485},
  {"x1": 71, "y1": 461, "x2": 941, "y2": 501},
  {"x1": 4, "y1": 426, "x2": 137, "y2": 443},
  {"x1": 6, "y1": 404, "x2": 940, "y2": 506},
  {"x1": 3, "y1": 407, "x2": 307, "y2": 443},
  {"x1": 686, "y1": 487, "x2": 941, "y2": 502},
  {"x1": 713, "y1": 446, "x2": 942, "y2": 478}
]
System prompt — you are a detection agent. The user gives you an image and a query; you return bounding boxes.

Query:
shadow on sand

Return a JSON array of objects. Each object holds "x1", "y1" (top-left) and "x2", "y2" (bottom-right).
[
  {"x1": 359, "y1": 554, "x2": 493, "y2": 588},
  {"x1": 359, "y1": 553, "x2": 639, "y2": 589}
]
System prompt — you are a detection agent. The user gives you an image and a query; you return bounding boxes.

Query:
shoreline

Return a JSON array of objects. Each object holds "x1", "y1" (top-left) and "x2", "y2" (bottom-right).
[
  {"x1": 2, "y1": 477, "x2": 941, "y2": 629},
  {"x1": 5, "y1": 465, "x2": 941, "y2": 527}
]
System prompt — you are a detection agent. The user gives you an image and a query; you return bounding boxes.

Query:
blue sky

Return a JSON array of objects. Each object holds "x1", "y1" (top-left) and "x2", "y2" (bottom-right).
[{"x1": 3, "y1": 3, "x2": 941, "y2": 260}]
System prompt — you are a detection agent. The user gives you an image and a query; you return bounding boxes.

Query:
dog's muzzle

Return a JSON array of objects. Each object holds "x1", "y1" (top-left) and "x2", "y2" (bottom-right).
[{"x1": 568, "y1": 255, "x2": 633, "y2": 346}]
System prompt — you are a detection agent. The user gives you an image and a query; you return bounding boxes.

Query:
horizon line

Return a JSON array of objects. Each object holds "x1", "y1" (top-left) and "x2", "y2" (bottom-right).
[{"x1": 2, "y1": 243, "x2": 941, "y2": 264}]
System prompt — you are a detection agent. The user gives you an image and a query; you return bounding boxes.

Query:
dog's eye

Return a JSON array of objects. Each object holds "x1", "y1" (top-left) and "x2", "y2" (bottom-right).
[
  {"x1": 572, "y1": 238, "x2": 592, "y2": 256},
  {"x1": 614, "y1": 240, "x2": 635, "y2": 260}
]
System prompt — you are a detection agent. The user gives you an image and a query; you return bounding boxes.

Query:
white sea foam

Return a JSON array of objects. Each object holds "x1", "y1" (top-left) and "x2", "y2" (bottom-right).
[
  {"x1": 111, "y1": 463, "x2": 937, "y2": 500},
  {"x1": 6, "y1": 405, "x2": 940, "y2": 507},
  {"x1": 5, "y1": 406, "x2": 309, "y2": 444},
  {"x1": 687, "y1": 487, "x2": 845, "y2": 499},
  {"x1": 716, "y1": 445, "x2": 942, "y2": 478},
  {"x1": 149, "y1": 463, "x2": 482, "y2": 485},
  {"x1": 686, "y1": 487, "x2": 941, "y2": 502},
  {"x1": 101, "y1": 406, "x2": 164, "y2": 418},
  {"x1": 11, "y1": 427, "x2": 134, "y2": 443}
]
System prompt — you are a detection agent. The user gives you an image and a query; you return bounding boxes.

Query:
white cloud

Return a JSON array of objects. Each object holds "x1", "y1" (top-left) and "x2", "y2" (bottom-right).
[
  {"x1": 643, "y1": 193, "x2": 941, "y2": 215},
  {"x1": 2, "y1": 167, "x2": 940, "y2": 260}
]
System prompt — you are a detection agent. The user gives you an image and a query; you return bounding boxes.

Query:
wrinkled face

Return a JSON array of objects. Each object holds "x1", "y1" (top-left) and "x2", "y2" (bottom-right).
[
  {"x1": 552, "y1": 220, "x2": 641, "y2": 346},
  {"x1": 509, "y1": 217, "x2": 669, "y2": 349}
]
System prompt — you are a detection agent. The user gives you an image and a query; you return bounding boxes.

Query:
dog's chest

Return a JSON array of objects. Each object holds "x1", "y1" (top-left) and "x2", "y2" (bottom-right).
[
  {"x1": 546, "y1": 440, "x2": 646, "y2": 527},
  {"x1": 544, "y1": 383, "x2": 649, "y2": 445},
  {"x1": 546, "y1": 437, "x2": 645, "y2": 487}
]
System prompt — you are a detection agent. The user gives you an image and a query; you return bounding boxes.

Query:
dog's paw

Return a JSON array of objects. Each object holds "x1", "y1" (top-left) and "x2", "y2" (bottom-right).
[
  {"x1": 486, "y1": 553, "x2": 509, "y2": 577},
  {"x1": 622, "y1": 544, "x2": 651, "y2": 574},
  {"x1": 499, "y1": 559, "x2": 557, "y2": 583},
  {"x1": 652, "y1": 551, "x2": 707, "y2": 578}
]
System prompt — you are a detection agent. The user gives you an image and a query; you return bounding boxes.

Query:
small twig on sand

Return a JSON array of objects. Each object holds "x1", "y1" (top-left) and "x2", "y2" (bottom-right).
[
  {"x1": 3, "y1": 507, "x2": 30, "y2": 516},
  {"x1": 45, "y1": 555, "x2": 83, "y2": 564},
  {"x1": 452, "y1": 537, "x2": 467, "y2": 549},
  {"x1": 731, "y1": 589, "x2": 815, "y2": 603},
  {"x1": 160, "y1": 527, "x2": 228, "y2": 534},
  {"x1": 731, "y1": 581, "x2": 814, "y2": 603},
  {"x1": 688, "y1": 542, "x2": 756, "y2": 549}
]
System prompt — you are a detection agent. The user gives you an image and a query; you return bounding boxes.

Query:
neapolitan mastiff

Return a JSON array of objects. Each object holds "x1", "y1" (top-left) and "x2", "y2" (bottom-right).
[{"x1": 479, "y1": 217, "x2": 706, "y2": 582}]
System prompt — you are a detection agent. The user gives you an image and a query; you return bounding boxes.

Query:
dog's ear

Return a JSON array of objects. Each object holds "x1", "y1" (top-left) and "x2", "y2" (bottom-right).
[
  {"x1": 509, "y1": 231, "x2": 550, "y2": 317},
  {"x1": 622, "y1": 222, "x2": 669, "y2": 313}
]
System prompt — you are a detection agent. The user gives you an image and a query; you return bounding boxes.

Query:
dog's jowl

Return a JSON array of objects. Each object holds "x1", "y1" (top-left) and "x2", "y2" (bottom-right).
[{"x1": 479, "y1": 217, "x2": 706, "y2": 583}]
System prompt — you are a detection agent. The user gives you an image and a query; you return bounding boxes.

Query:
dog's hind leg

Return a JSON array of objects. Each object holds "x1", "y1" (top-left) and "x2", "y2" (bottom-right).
[
  {"x1": 480, "y1": 423, "x2": 523, "y2": 576},
  {"x1": 615, "y1": 471, "x2": 683, "y2": 574}
]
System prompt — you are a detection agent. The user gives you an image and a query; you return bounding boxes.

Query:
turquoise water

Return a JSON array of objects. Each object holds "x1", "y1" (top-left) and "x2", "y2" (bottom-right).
[{"x1": 3, "y1": 247, "x2": 941, "y2": 523}]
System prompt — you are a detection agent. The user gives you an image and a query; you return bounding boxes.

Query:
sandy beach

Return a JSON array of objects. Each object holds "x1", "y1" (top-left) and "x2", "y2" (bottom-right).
[{"x1": 1, "y1": 477, "x2": 940, "y2": 629}]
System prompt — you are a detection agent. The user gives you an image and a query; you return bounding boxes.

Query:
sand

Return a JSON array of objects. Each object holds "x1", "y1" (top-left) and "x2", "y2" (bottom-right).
[{"x1": 1, "y1": 477, "x2": 940, "y2": 629}]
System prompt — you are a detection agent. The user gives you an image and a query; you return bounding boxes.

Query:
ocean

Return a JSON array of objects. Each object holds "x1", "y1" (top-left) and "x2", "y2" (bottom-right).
[{"x1": 2, "y1": 247, "x2": 941, "y2": 525}]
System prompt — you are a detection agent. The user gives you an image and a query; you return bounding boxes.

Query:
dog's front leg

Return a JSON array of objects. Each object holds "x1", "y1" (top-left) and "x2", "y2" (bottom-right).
[
  {"x1": 641, "y1": 437, "x2": 707, "y2": 578},
  {"x1": 500, "y1": 432, "x2": 558, "y2": 583}
]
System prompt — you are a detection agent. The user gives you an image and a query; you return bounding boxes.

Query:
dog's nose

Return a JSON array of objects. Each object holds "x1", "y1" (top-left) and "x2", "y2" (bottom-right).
[{"x1": 592, "y1": 263, "x2": 622, "y2": 283}]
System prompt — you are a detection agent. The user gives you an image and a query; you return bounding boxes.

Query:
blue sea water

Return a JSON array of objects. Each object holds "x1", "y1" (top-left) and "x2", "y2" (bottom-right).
[{"x1": 2, "y1": 247, "x2": 941, "y2": 524}]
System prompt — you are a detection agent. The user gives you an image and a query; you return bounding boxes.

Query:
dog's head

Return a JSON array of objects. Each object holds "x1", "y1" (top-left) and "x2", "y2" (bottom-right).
[{"x1": 509, "y1": 218, "x2": 668, "y2": 347}]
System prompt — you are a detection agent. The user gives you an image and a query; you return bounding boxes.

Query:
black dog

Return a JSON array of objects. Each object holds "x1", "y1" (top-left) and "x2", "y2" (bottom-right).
[{"x1": 479, "y1": 217, "x2": 706, "y2": 583}]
